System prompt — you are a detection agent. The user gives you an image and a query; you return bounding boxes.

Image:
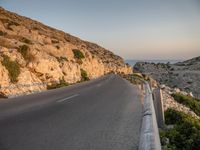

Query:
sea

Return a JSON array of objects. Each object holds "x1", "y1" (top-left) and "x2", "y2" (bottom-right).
[{"x1": 125, "y1": 60, "x2": 182, "y2": 67}]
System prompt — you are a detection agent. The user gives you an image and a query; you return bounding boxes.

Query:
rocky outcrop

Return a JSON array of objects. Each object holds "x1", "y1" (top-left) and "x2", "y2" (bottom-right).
[
  {"x1": 122, "y1": 72, "x2": 200, "y2": 119},
  {"x1": 0, "y1": 7, "x2": 132, "y2": 97},
  {"x1": 160, "y1": 85, "x2": 199, "y2": 119},
  {"x1": 134, "y1": 57, "x2": 200, "y2": 99}
]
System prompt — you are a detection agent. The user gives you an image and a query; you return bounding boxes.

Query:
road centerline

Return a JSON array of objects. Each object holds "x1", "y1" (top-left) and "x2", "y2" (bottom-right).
[{"x1": 57, "y1": 94, "x2": 79, "y2": 103}]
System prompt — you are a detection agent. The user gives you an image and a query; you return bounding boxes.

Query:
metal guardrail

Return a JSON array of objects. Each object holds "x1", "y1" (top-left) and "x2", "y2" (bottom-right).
[{"x1": 139, "y1": 82, "x2": 162, "y2": 150}]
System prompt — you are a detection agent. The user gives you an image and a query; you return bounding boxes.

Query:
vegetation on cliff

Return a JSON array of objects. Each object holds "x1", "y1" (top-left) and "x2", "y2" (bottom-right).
[
  {"x1": 160, "y1": 108, "x2": 200, "y2": 150},
  {"x1": 72, "y1": 49, "x2": 85, "y2": 59},
  {"x1": 1, "y1": 55, "x2": 20, "y2": 83},
  {"x1": 172, "y1": 93, "x2": 200, "y2": 116},
  {"x1": 80, "y1": 69, "x2": 89, "y2": 81},
  {"x1": 18, "y1": 45, "x2": 29, "y2": 59},
  {"x1": 47, "y1": 77, "x2": 69, "y2": 90},
  {"x1": 0, "y1": 7, "x2": 132, "y2": 96}
]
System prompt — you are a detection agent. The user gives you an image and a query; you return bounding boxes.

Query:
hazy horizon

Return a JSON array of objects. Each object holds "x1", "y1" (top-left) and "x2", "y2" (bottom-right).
[{"x1": 1, "y1": 0, "x2": 200, "y2": 60}]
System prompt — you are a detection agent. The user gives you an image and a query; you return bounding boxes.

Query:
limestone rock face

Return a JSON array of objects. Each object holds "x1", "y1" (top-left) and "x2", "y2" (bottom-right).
[
  {"x1": 0, "y1": 62, "x2": 10, "y2": 86},
  {"x1": 0, "y1": 7, "x2": 132, "y2": 97}
]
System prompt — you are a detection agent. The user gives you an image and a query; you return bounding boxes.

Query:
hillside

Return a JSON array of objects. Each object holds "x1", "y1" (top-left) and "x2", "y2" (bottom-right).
[
  {"x1": 0, "y1": 7, "x2": 132, "y2": 97},
  {"x1": 134, "y1": 57, "x2": 200, "y2": 99}
]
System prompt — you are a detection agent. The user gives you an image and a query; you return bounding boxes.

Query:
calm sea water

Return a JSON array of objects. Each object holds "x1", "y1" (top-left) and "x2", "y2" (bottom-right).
[{"x1": 125, "y1": 60, "x2": 182, "y2": 67}]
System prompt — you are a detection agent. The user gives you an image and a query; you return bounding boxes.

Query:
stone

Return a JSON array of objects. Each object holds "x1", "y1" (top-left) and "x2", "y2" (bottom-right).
[{"x1": 0, "y1": 7, "x2": 132, "y2": 97}]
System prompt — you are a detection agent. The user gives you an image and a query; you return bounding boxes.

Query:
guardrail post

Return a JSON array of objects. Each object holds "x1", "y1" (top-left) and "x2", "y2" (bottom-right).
[{"x1": 153, "y1": 88, "x2": 165, "y2": 128}]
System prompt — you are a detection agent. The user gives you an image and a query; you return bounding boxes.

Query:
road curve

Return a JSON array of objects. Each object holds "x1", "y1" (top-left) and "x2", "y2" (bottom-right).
[{"x1": 0, "y1": 74, "x2": 142, "y2": 150}]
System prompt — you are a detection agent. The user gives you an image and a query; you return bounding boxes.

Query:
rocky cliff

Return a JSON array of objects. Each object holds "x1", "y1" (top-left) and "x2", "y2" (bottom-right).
[
  {"x1": 134, "y1": 56, "x2": 200, "y2": 99},
  {"x1": 0, "y1": 7, "x2": 132, "y2": 97}
]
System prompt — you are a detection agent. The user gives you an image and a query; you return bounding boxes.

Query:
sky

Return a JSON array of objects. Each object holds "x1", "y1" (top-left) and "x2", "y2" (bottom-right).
[{"x1": 0, "y1": 0, "x2": 200, "y2": 60}]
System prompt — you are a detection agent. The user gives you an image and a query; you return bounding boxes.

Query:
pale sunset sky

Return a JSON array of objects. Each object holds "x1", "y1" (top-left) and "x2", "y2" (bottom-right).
[{"x1": 1, "y1": 0, "x2": 200, "y2": 60}]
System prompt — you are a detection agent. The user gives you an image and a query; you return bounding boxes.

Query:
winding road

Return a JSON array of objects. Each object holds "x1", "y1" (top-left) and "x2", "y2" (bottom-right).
[{"x1": 0, "y1": 74, "x2": 142, "y2": 150}]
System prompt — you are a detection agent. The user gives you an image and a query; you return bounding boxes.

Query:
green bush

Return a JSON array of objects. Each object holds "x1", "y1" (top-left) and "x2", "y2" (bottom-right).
[
  {"x1": 165, "y1": 108, "x2": 200, "y2": 128},
  {"x1": 47, "y1": 77, "x2": 69, "y2": 90},
  {"x1": 0, "y1": 31, "x2": 6, "y2": 36},
  {"x1": 18, "y1": 45, "x2": 29, "y2": 60},
  {"x1": 72, "y1": 49, "x2": 85, "y2": 59},
  {"x1": 56, "y1": 56, "x2": 68, "y2": 63},
  {"x1": 1, "y1": 55, "x2": 20, "y2": 83},
  {"x1": 21, "y1": 37, "x2": 32, "y2": 44},
  {"x1": 80, "y1": 69, "x2": 89, "y2": 81},
  {"x1": 172, "y1": 93, "x2": 200, "y2": 116},
  {"x1": 131, "y1": 73, "x2": 143, "y2": 79},
  {"x1": 131, "y1": 73, "x2": 150, "y2": 81},
  {"x1": 160, "y1": 108, "x2": 200, "y2": 150}
]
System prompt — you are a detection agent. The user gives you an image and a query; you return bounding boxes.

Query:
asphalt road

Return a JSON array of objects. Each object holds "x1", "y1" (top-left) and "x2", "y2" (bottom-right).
[{"x1": 0, "y1": 74, "x2": 142, "y2": 150}]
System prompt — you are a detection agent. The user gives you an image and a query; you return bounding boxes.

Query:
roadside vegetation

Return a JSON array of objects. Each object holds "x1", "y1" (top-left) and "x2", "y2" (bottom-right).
[
  {"x1": 120, "y1": 73, "x2": 150, "y2": 85},
  {"x1": 160, "y1": 108, "x2": 200, "y2": 150},
  {"x1": 0, "y1": 92, "x2": 7, "y2": 98},
  {"x1": 172, "y1": 93, "x2": 200, "y2": 116},
  {"x1": 47, "y1": 69, "x2": 89, "y2": 90},
  {"x1": 1, "y1": 55, "x2": 20, "y2": 83},
  {"x1": 132, "y1": 73, "x2": 150, "y2": 81},
  {"x1": 47, "y1": 77, "x2": 69, "y2": 90},
  {"x1": 80, "y1": 69, "x2": 89, "y2": 81}
]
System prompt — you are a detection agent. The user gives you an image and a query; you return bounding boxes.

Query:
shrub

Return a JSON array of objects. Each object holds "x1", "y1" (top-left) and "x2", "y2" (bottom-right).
[
  {"x1": 76, "y1": 59, "x2": 83, "y2": 65},
  {"x1": 1, "y1": 55, "x2": 20, "y2": 83},
  {"x1": 21, "y1": 37, "x2": 32, "y2": 44},
  {"x1": 165, "y1": 108, "x2": 200, "y2": 128},
  {"x1": 161, "y1": 108, "x2": 200, "y2": 150},
  {"x1": 47, "y1": 77, "x2": 69, "y2": 89},
  {"x1": 72, "y1": 49, "x2": 85, "y2": 59},
  {"x1": 80, "y1": 69, "x2": 89, "y2": 81},
  {"x1": 18, "y1": 45, "x2": 30, "y2": 60},
  {"x1": 172, "y1": 93, "x2": 200, "y2": 116},
  {"x1": 7, "y1": 21, "x2": 19, "y2": 30},
  {"x1": 0, "y1": 31, "x2": 7, "y2": 36},
  {"x1": 56, "y1": 56, "x2": 68, "y2": 63},
  {"x1": 131, "y1": 73, "x2": 143, "y2": 79}
]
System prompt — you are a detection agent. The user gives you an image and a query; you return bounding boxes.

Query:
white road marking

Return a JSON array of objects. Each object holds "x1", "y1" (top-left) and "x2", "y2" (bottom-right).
[{"x1": 57, "y1": 94, "x2": 79, "y2": 103}]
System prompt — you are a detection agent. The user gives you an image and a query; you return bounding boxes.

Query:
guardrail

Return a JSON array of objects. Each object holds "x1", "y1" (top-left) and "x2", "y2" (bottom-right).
[{"x1": 139, "y1": 82, "x2": 162, "y2": 150}]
